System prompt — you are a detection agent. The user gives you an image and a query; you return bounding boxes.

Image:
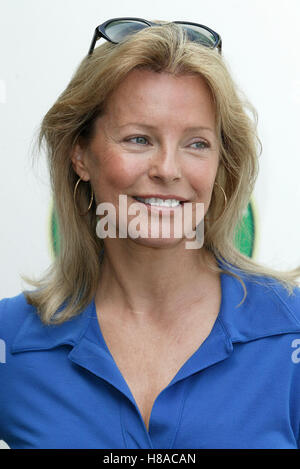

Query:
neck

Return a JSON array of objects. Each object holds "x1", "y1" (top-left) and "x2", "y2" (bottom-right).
[{"x1": 95, "y1": 239, "x2": 218, "y2": 324}]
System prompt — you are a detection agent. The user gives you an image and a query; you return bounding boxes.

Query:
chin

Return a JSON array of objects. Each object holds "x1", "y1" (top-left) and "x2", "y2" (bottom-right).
[{"x1": 128, "y1": 235, "x2": 186, "y2": 249}]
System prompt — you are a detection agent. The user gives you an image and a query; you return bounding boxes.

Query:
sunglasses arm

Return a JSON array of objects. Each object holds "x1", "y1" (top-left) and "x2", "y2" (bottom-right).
[
  {"x1": 88, "y1": 29, "x2": 99, "y2": 56},
  {"x1": 217, "y1": 38, "x2": 222, "y2": 54}
]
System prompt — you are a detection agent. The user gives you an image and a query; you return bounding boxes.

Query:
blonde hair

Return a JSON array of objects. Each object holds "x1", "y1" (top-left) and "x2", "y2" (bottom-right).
[{"x1": 22, "y1": 23, "x2": 300, "y2": 324}]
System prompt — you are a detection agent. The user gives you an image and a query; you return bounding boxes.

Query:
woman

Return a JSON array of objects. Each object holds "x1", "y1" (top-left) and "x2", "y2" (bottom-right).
[{"x1": 1, "y1": 18, "x2": 300, "y2": 449}]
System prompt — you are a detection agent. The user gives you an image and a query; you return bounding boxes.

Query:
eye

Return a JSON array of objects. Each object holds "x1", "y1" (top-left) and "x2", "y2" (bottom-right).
[
  {"x1": 127, "y1": 136, "x2": 149, "y2": 145},
  {"x1": 190, "y1": 140, "x2": 210, "y2": 150}
]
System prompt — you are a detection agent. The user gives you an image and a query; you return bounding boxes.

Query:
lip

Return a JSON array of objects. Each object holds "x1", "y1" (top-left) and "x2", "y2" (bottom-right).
[
  {"x1": 131, "y1": 196, "x2": 187, "y2": 214},
  {"x1": 133, "y1": 199, "x2": 183, "y2": 213},
  {"x1": 132, "y1": 194, "x2": 189, "y2": 202}
]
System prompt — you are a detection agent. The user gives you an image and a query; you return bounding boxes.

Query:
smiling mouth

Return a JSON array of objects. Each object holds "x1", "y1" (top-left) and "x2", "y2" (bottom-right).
[{"x1": 132, "y1": 196, "x2": 185, "y2": 207}]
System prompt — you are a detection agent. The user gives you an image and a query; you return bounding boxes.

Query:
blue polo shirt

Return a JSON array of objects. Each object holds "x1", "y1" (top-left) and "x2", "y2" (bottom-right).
[{"x1": 1, "y1": 260, "x2": 300, "y2": 449}]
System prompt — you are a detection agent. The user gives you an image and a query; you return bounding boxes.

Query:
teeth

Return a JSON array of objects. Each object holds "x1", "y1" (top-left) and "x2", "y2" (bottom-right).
[{"x1": 135, "y1": 197, "x2": 181, "y2": 207}]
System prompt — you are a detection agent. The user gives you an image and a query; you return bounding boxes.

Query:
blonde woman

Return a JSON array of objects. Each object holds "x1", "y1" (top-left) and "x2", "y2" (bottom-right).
[{"x1": 0, "y1": 18, "x2": 300, "y2": 449}]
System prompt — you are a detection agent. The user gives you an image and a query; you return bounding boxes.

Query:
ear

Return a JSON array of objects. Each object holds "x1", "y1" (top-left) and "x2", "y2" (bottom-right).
[{"x1": 70, "y1": 143, "x2": 90, "y2": 181}]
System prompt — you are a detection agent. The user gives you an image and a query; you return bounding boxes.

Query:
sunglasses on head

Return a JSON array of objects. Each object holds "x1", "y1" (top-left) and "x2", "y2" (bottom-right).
[{"x1": 88, "y1": 17, "x2": 222, "y2": 56}]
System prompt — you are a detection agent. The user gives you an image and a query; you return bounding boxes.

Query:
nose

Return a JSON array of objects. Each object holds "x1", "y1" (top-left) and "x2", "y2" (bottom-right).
[{"x1": 148, "y1": 145, "x2": 182, "y2": 183}]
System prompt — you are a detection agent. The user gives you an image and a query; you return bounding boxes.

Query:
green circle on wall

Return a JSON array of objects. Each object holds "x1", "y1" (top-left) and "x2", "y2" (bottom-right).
[
  {"x1": 49, "y1": 199, "x2": 257, "y2": 259},
  {"x1": 233, "y1": 200, "x2": 257, "y2": 258}
]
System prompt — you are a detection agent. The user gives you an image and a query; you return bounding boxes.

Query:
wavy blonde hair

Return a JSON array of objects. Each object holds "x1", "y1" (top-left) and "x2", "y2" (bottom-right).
[{"x1": 22, "y1": 22, "x2": 300, "y2": 325}]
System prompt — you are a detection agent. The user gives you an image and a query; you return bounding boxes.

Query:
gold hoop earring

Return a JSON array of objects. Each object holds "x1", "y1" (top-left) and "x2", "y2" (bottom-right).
[
  {"x1": 205, "y1": 181, "x2": 227, "y2": 224},
  {"x1": 73, "y1": 176, "x2": 94, "y2": 216}
]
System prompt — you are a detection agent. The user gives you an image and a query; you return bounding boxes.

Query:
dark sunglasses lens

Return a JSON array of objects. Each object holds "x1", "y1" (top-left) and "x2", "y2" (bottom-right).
[
  {"x1": 179, "y1": 24, "x2": 217, "y2": 47},
  {"x1": 104, "y1": 20, "x2": 149, "y2": 42}
]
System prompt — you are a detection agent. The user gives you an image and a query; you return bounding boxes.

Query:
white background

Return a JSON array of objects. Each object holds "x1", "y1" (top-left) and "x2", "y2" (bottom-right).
[{"x1": 0, "y1": 0, "x2": 300, "y2": 450}]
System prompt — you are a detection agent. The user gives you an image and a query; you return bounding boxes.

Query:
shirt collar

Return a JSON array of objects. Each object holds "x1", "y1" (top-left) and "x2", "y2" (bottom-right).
[
  {"x1": 10, "y1": 259, "x2": 300, "y2": 354},
  {"x1": 217, "y1": 260, "x2": 300, "y2": 343},
  {"x1": 10, "y1": 298, "x2": 93, "y2": 353}
]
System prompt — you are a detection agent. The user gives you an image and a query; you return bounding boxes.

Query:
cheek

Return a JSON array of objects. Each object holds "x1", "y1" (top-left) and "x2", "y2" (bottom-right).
[
  {"x1": 96, "y1": 152, "x2": 143, "y2": 192},
  {"x1": 185, "y1": 160, "x2": 218, "y2": 195}
]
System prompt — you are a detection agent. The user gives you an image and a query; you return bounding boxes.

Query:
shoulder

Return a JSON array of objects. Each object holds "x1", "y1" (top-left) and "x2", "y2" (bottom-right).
[
  {"x1": 220, "y1": 263, "x2": 300, "y2": 342},
  {"x1": 228, "y1": 261, "x2": 300, "y2": 321},
  {"x1": 266, "y1": 280, "x2": 300, "y2": 321},
  {"x1": 246, "y1": 275, "x2": 300, "y2": 323},
  {"x1": 0, "y1": 292, "x2": 37, "y2": 343},
  {"x1": 0, "y1": 291, "x2": 93, "y2": 357}
]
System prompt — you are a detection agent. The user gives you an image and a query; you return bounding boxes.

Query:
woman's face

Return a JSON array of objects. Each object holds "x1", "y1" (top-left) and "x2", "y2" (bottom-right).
[{"x1": 72, "y1": 69, "x2": 220, "y2": 248}]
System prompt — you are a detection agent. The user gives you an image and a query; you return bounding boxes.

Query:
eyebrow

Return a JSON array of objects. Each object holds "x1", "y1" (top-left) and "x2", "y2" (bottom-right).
[{"x1": 117, "y1": 123, "x2": 214, "y2": 133}]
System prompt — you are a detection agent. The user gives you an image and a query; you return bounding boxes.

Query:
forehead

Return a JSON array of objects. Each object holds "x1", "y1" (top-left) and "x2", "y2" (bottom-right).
[{"x1": 101, "y1": 69, "x2": 216, "y2": 128}]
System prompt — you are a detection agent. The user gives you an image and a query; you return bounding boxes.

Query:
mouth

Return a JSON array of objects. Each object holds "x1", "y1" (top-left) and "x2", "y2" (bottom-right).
[{"x1": 132, "y1": 196, "x2": 186, "y2": 207}]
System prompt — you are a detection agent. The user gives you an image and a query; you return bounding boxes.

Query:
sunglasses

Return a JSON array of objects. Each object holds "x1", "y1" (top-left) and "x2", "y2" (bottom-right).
[{"x1": 88, "y1": 17, "x2": 222, "y2": 56}]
